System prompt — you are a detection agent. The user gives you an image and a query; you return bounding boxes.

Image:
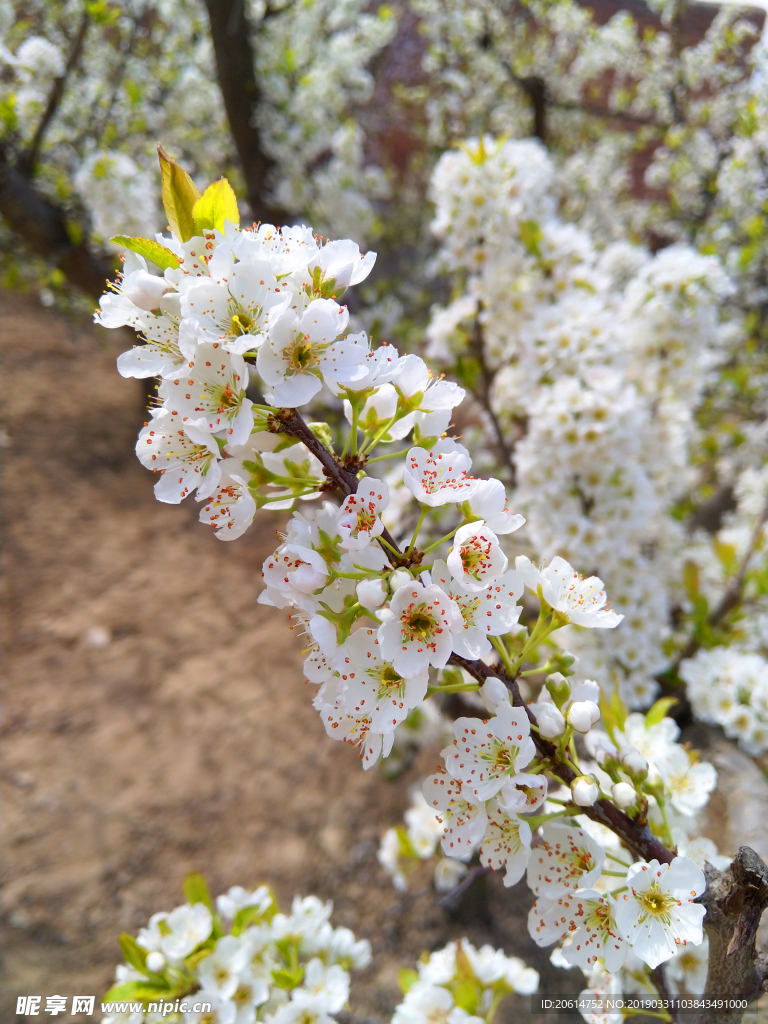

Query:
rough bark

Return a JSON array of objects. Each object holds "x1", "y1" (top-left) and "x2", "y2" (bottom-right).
[
  {"x1": 693, "y1": 847, "x2": 768, "y2": 1024},
  {"x1": 0, "y1": 144, "x2": 114, "y2": 300},
  {"x1": 202, "y1": 0, "x2": 281, "y2": 223}
]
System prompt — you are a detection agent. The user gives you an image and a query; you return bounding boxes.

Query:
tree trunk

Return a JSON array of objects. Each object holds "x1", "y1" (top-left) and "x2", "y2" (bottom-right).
[
  {"x1": 202, "y1": 0, "x2": 282, "y2": 224},
  {"x1": 0, "y1": 145, "x2": 114, "y2": 300},
  {"x1": 693, "y1": 847, "x2": 768, "y2": 1024}
]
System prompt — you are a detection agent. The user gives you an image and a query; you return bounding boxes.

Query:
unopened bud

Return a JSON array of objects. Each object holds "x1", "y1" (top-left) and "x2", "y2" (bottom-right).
[
  {"x1": 571, "y1": 776, "x2": 599, "y2": 806},
  {"x1": 534, "y1": 702, "x2": 566, "y2": 739},
  {"x1": 389, "y1": 569, "x2": 412, "y2": 592},
  {"x1": 481, "y1": 676, "x2": 510, "y2": 712},
  {"x1": 567, "y1": 700, "x2": 600, "y2": 734},
  {"x1": 308, "y1": 421, "x2": 334, "y2": 447},
  {"x1": 356, "y1": 578, "x2": 387, "y2": 609},
  {"x1": 146, "y1": 951, "x2": 166, "y2": 973},
  {"x1": 620, "y1": 745, "x2": 648, "y2": 780},
  {"x1": 611, "y1": 782, "x2": 637, "y2": 809},
  {"x1": 545, "y1": 672, "x2": 571, "y2": 708}
]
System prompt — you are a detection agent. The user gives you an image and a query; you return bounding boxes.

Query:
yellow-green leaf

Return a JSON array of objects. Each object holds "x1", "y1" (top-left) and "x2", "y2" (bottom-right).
[
  {"x1": 183, "y1": 871, "x2": 213, "y2": 911},
  {"x1": 713, "y1": 537, "x2": 738, "y2": 574},
  {"x1": 157, "y1": 144, "x2": 200, "y2": 242},
  {"x1": 193, "y1": 178, "x2": 240, "y2": 233},
  {"x1": 399, "y1": 968, "x2": 419, "y2": 994},
  {"x1": 645, "y1": 697, "x2": 678, "y2": 728},
  {"x1": 682, "y1": 559, "x2": 700, "y2": 600},
  {"x1": 111, "y1": 235, "x2": 180, "y2": 271},
  {"x1": 609, "y1": 687, "x2": 628, "y2": 734},
  {"x1": 455, "y1": 939, "x2": 475, "y2": 982},
  {"x1": 452, "y1": 978, "x2": 479, "y2": 1015}
]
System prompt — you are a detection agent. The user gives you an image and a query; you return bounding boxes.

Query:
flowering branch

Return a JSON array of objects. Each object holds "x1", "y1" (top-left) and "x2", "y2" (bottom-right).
[{"x1": 272, "y1": 401, "x2": 675, "y2": 867}]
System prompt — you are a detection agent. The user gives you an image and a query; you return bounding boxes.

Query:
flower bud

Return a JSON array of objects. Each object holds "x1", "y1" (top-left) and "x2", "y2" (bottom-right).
[
  {"x1": 146, "y1": 951, "x2": 166, "y2": 973},
  {"x1": 308, "y1": 421, "x2": 334, "y2": 447},
  {"x1": 389, "y1": 569, "x2": 412, "y2": 593},
  {"x1": 545, "y1": 672, "x2": 571, "y2": 707},
  {"x1": 534, "y1": 702, "x2": 566, "y2": 738},
  {"x1": 356, "y1": 578, "x2": 387, "y2": 609},
  {"x1": 567, "y1": 700, "x2": 600, "y2": 734},
  {"x1": 611, "y1": 782, "x2": 637, "y2": 809},
  {"x1": 571, "y1": 776, "x2": 599, "y2": 806},
  {"x1": 620, "y1": 745, "x2": 648, "y2": 780},
  {"x1": 480, "y1": 675, "x2": 510, "y2": 713}
]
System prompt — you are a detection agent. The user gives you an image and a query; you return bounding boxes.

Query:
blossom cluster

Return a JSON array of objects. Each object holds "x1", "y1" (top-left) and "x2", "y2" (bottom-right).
[
  {"x1": 102, "y1": 877, "x2": 370, "y2": 1024},
  {"x1": 380, "y1": 685, "x2": 724, "y2": 982},
  {"x1": 425, "y1": 133, "x2": 739, "y2": 708},
  {"x1": 102, "y1": 874, "x2": 541, "y2": 1024},
  {"x1": 680, "y1": 648, "x2": 768, "y2": 756},
  {"x1": 392, "y1": 938, "x2": 539, "y2": 1024}
]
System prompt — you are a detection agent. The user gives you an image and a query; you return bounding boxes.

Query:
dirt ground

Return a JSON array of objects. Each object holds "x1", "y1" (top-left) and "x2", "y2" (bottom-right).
[{"x1": 1, "y1": 292, "x2": 581, "y2": 1022}]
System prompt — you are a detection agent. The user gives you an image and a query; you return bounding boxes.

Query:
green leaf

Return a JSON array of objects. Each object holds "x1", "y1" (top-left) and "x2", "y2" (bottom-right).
[
  {"x1": 399, "y1": 968, "x2": 419, "y2": 994},
  {"x1": 682, "y1": 559, "x2": 700, "y2": 601},
  {"x1": 520, "y1": 219, "x2": 543, "y2": 258},
  {"x1": 455, "y1": 939, "x2": 475, "y2": 982},
  {"x1": 103, "y1": 981, "x2": 171, "y2": 1003},
  {"x1": 118, "y1": 934, "x2": 149, "y2": 975},
  {"x1": 183, "y1": 871, "x2": 214, "y2": 912},
  {"x1": 713, "y1": 537, "x2": 738, "y2": 574},
  {"x1": 111, "y1": 235, "x2": 180, "y2": 271},
  {"x1": 608, "y1": 687, "x2": 628, "y2": 737},
  {"x1": 645, "y1": 697, "x2": 678, "y2": 728},
  {"x1": 231, "y1": 895, "x2": 278, "y2": 936},
  {"x1": 272, "y1": 967, "x2": 305, "y2": 990},
  {"x1": 157, "y1": 144, "x2": 200, "y2": 242},
  {"x1": 193, "y1": 178, "x2": 240, "y2": 233},
  {"x1": 85, "y1": 0, "x2": 122, "y2": 24},
  {"x1": 452, "y1": 978, "x2": 479, "y2": 1015}
]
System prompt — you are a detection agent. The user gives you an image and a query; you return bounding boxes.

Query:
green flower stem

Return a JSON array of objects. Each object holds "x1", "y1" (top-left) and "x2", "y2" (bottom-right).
[
  {"x1": 605, "y1": 850, "x2": 631, "y2": 865},
  {"x1": 376, "y1": 535, "x2": 401, "y2": 557},
  {"x1": 485, "y1": 990, "x2": 505, "y2": 1024},
  {"x1": 524, "y1": 809, "x2": 574, "y2": 828},
  {"x1": 421, "y1": 525, "x2": 461, "y2": 556},
  {"x1": 655, "y1": 796, "x2": 675, "y2": 847},
  {"x1": 519, "y1": 663, "x2": 554, "y2": 678},
  {"x1": 568, "y1": 737, "x2": 580, "y2": 770},
  {"x1": 490, "y1": 635, "x2": 517, "y2": 675},
  {"x1": 426, "y1": 682, "x2": 480, "y2": 696},
  {"x1": 508, "y1": 607, "x2": 560, "y2": 673},
  {"x1": 361, "y1": 413, "x2": 401, "y2": 455},
  {"x1": 341, "y1": 396, "x2": 362, "y2": 457},
  {"x1": 601, "y1": 869, "x2": 630, "y2": 877},
  {"x1": 366, "y1": 448, "x2": 409, "y2": 464},
  {"x1": 407, "y1": 505, "x2": 430, "y2": 556}
]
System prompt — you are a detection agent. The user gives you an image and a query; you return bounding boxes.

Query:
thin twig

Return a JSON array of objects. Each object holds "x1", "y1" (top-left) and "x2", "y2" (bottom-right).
[
  {"x1": 436, "y1": 864, "x2": 489, "y2": 912},
  {"x1": 669, "y1": 498, "x2": 768, "y2": 674},
  {"x1": 19, "y1": 10, "x2": 90, "y2": 176}
]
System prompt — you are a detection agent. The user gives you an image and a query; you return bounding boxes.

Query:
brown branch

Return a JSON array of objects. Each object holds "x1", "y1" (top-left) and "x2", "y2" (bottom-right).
[
  {"x1": 669, "y1": 498, "x2": 768, "y2": 674},
  {"x1": 468, "y1": 317, "x2": 518, "y2": 488},
  {"x1": 693, "y1": 847, "x2": 768, "y2": 1024},
  {"x1": 202, "y1": 0, "x2": 281, "y2": 223},
  {"x1": 273, "y1": 405, "x2": 676, "y2": 866},
  {"x1": 0, "y1": 143, "x2": 114, "y2": 299},
  {"x1": 436, "y1": 864, "x2": 489, "y2": 912},
  {"x1": 17, "y1": 10, "x2": 90, "y2": 177}
]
